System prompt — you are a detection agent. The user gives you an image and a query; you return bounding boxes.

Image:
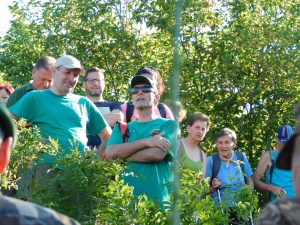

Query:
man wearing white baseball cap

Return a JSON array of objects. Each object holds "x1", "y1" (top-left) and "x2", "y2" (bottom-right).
[
  {"x1": 0, "y1": 101, "x2": 81, "y2": 224},
  {"x1": 54, "y1": 55, "x2": 85, "y2": 76},
  {"x1": 9, "y1": 55, "x2": 111, "y2": 188}
]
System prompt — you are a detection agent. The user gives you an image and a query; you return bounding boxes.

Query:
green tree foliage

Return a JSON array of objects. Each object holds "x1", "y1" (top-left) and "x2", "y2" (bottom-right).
[{"x1": 1, "y1": 0, "x2": 299, "y2": 165}]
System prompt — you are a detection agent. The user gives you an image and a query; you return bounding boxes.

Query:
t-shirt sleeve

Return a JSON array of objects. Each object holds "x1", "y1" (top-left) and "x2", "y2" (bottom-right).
[
  {"x1": 9, "y1": 93, "x2": 36, "y2": 121},
  {"x1": 6, "y1": 90, "x2": 19, "y2": 108},
  {"x1": 87, "y1": 101, "x2": 109, "y2": 135},
  {"x1": 242, "y1": 153, "x2": 253, "y2": 178},
  {"x1": 106, "y1": 123, "x2": 123, "y2": 146}
]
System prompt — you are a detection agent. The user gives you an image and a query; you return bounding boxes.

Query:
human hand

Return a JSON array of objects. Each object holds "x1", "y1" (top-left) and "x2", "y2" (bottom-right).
[
  {"x1": 212, "y1": 178, "x2": 221, "y2": 189},
  {"x1": 269, "y1": 185, "x2": 286, "y2": 198},
  {"x1": 146, "y1": 132, "x2": 171, "y2": 152}
]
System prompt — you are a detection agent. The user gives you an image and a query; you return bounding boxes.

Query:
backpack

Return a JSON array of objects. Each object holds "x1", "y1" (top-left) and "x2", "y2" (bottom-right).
[
  {"x1": 210, "y1": 152, "x2": 246, "y2": 186},
  {"x1": 268, "y1": 150, "x2": 275, "y2": 201},
  {"x1": 118, "y1": 121, "x2": 130, "y2": 143},
  {"x1": 126, "y1": 101, "x2": 166, "y2": 123}
]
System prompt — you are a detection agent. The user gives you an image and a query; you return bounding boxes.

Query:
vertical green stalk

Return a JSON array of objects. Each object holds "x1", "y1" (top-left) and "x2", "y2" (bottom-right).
[{"x1": 170, "y1": 0, "x2": 183, "y2": 224}]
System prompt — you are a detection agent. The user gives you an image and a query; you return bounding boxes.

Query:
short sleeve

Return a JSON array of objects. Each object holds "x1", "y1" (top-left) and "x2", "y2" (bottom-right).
[
  {"x1": 106, "y1": 123, "x2": 124, "y2": 147},
  {"x1": 242, "y1": 153, "x2": 253, "y2": 178}
]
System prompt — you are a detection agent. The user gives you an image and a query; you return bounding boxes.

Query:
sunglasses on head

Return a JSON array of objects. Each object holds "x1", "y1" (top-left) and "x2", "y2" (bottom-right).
[{"x1": 131, "y1": 86, "x2": 155, "y2": 95}]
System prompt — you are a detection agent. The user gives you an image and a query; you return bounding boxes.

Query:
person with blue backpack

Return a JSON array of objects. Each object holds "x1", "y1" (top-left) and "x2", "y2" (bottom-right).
[{"x1": 206, "y1": 128, "x2": 253, "y2": 224}]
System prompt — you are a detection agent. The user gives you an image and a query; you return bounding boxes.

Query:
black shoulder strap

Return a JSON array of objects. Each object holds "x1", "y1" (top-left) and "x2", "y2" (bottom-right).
[
  {"x1": 126, "y1": 102, "x2": 135, "y2": 123},
  {"x1": 118, "y1": 121, "x2": 130, "y2": 143},
  {"x1": 235, "y1": 151, "x2": 246, "y2": 184},
  {"x1": 268, "y1": 150, "x2": 275, "y2": 201},
  {"x1": 211, "y1": 153, "x2": 221, "y2": 186},
  {"x1": 157, "y1": 103, "x2": 166, "y2": 118}
]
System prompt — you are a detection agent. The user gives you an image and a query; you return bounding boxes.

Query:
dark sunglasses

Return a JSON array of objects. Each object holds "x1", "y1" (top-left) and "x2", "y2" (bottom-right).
[{"x1": 131, "y1": 86, "x2": 155, "y2": 95}]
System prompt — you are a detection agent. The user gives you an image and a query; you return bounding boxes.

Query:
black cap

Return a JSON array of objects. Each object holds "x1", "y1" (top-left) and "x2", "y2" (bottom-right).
[{"x1": 130, "y1": 75, "x2": 157, "y2": 92}]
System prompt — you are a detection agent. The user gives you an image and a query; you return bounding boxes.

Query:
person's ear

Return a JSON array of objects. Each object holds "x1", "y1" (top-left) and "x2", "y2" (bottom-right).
[
  {"x1": 32, "y1": 68, "x2": 36, "y2": 78},
  {"x1": 0, "y1": 137, "x2": 12, "y2": 174},
  {"x1": 233, "y1": 140, "x2": 237, "y2": 147},
  {"x1": 52, "y1": 67, "x2": 57, "y2": 77},
  {"x1": 187, "y1": 125, "x2": 191, "y2": 133}
]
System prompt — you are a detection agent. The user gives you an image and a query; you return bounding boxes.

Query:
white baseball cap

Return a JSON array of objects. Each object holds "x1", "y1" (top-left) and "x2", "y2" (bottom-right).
[{"x1": 54, "y1": 55, "x2": 85, "y2": 76}]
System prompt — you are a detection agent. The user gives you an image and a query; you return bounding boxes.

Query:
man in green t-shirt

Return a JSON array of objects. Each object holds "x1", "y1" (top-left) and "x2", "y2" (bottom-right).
[
  {"x1": 0, "y1": 101, "x2": 81, "y2": 225},
  {"x1": 9, "y1": 55, "x2": 112, "y2": 197},
  {"x1": 106, "y1": 75, "x2": 178, "y2": 206},
  {"x1": 6, "y1": 56, "x2": 56, "y2": 108}
]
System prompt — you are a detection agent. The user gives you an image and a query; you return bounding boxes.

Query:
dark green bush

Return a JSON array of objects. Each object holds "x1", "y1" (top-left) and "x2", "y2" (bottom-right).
[{"x1": 2, "y1": 122, "x2": 259, "y2": 224}]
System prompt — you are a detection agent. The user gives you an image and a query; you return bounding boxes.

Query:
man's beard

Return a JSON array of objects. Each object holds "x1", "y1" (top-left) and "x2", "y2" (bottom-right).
[{"x1": 87, "y1": 89, "x2": 102, "y2": 97}]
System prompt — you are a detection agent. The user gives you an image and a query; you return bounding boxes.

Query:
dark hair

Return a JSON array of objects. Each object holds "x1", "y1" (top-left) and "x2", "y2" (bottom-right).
[
  {"x1": 35, "y1": 56, "x2": 56, "y2": 71},
  {"x1": 135, "y1": 66, "x2": 165, "y2": 96},
  {"x1": 0, "y1": 84, "x2": 14, "y2": 95},
  {"x1": 187, "y1": 112, "x2": 211, "y2": 130},
  {"x1": 84, "y1": 67, "x2": 104, "y2": 81},
  {"x1": 215, "y1": 128, "x2": 237, "y2": 142}
]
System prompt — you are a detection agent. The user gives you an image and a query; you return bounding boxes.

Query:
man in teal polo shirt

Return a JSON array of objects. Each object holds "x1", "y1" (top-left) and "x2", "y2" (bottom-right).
[
  {"x1": 6, "y1": 56, "x2": 56, "y2": 108},
  {"x1": 106, "y1": 75, "x2": 178, "y2": 207},
  {"x1": 0, "y1": 101, "x2": 81, "y2": 225},
  {"x1": 9, "y1": 55, "x2": 111, "y2": 194}
]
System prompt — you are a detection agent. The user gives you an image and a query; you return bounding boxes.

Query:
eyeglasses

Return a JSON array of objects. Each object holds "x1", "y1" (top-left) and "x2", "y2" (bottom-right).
[
  {"x1": 86, "y1": 78, "x2": 104, "y2": 84},
  {"x1": 131, "y1": 86, "x2": 155, "y2": 95}
]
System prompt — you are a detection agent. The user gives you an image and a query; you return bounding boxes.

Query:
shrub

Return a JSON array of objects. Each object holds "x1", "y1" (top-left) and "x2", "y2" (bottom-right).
[{"x1": 2, "y1": 123, "x2": 258, "y2": 224}]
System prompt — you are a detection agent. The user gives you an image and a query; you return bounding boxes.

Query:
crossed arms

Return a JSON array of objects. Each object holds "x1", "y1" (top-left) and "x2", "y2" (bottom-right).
[{"x1": 105, "y1": 133, "x2": 171, "y2": 163}]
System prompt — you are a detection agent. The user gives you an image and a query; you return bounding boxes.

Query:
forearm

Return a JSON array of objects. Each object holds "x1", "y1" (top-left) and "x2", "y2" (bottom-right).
[
  {"x1": 105, "y1": 139, "x2": 148, "y2": 160},
  {"x1": 125, "y1": 147, "x2": 168, "y2": 163},
  {"x1": 246, "y1": 177, "x2": 254, "y2": 188},
  {"x1": 98, "y1": 135, "x2": 110, "y2": 156},
  {"x1": 252, "y1": 176, "x2": 271, "y2": 191}
]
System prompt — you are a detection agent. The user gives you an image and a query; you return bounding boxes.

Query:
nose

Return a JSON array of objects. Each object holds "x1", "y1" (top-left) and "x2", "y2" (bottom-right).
[{"x1": 136, "y1": 88, "x2": 143, "y2": 94}]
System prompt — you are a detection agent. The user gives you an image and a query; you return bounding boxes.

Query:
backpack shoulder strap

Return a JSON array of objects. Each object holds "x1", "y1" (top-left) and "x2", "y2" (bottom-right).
[
  {"x1": 177, "y1": 139, "x2": 183, "y2": 158},
  {"x1": 268, "y1": 150, "x2": 275, "y2": 201},
  {"x1": 199, "y1": 149, "x2": 204, "y2": 163},
  {"x1": 157, "y1": 103, "x2": 167, "y2": 118},
  {"x1": 235, "y1": 151, "x2": 246, "y2": 184},
  {"x1": 211, "y1": 153, "x2": 221, "y2": 186},
  {"x1": 126, "y1": 102, "x2": 135, "y2": 123},
  {"x1": 118, "y1": 121, "x2": 130, "y2": 143},
  {"x1": 268, "y1": 151, "x2": 275, "y2": 184}
]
